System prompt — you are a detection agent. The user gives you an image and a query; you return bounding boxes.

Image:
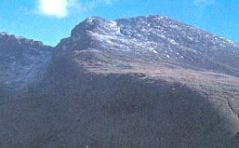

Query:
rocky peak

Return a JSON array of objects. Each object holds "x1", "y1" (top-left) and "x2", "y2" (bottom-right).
[
  {"x1": 56, "y1": 15, "x2": 239, "y2": 76},
  {"x1": 71, "y1": 16, "x2": 119, "y2": 37}
]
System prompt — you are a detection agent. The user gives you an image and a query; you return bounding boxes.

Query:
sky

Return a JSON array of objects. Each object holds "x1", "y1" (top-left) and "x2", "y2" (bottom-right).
[{"x1": 0, "y1": 0, "x2": 238, "y2": 46}]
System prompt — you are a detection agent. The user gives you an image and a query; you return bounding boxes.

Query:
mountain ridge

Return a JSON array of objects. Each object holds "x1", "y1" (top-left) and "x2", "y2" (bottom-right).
[
  {"x1": 0, "y1": 32, "x2": 52, "y2": 91},
  {"x1": 56, "y1": 15, "x2": 239, "y2": 77}
]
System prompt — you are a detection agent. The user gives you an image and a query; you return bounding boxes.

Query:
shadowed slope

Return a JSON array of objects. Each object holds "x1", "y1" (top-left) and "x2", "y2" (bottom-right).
[{"x1": 0, "y1": 60, "x2": 236, "y2": 148}]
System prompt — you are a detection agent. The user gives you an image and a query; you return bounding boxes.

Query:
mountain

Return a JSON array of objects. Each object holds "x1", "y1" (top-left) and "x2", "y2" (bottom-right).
[{"x1": 0, "y1": 16, "x2": 239, "y2": 148}]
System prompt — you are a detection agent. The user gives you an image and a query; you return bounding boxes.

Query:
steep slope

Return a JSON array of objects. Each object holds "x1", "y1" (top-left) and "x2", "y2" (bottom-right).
[
  {"x1": 1, "y1": 16, "x2": 239, "y2": 148},
  {"x1": 57, "y1": 16, "x2": 239, "y2": 75},
  {"x1": 0, "y1": 33, "x2": 52, "y2": 91}
]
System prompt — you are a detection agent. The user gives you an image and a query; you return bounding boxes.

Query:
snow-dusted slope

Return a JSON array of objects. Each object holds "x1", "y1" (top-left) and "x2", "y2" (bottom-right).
[
  {"x1": 57, "y1": 16, "x2": 239, "y2": 76},
  {"x1": 0, "y1": 33, "x2": 52, "y2": 90}
]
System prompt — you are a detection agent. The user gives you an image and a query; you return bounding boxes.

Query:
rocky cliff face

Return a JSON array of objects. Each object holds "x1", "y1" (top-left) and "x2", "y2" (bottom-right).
[
  {"x1": 0, "y1": 16, "x2": 239, "y2": 148},
  {"x1": 0, "y1": 33, "x2": 52, "y2": 91}
]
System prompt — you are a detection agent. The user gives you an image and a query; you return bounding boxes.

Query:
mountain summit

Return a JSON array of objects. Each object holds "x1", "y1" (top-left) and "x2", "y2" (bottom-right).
[
  {"x1": 57, "y1": 16, "x2": 239, "y2": 76},
  {"x1": 0, "y1": 16, "x2": 239, "y2": 148}
]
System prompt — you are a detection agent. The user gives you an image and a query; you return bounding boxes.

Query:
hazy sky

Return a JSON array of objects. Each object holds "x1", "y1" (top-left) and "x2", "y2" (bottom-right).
[{"x1": 0, "y1": 0, "x2": 238, "y2": 46}]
